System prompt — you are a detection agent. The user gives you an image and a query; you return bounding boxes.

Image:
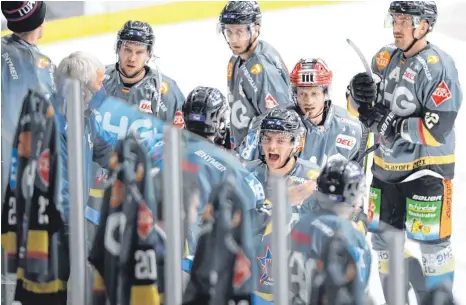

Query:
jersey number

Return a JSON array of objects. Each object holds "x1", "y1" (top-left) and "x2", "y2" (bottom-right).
[
  {"x1": 135, "y1": 249, "x2": 157, "y2": 280},
  {"x1": 289, "y1": 251, "x2": 317, "y2": 304}
]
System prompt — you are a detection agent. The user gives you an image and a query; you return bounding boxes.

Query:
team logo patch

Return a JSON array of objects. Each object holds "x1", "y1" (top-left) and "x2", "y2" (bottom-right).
[
  {"x1": 257, "y1": 245, "x2": 273, "y2": 286},
  {"x1": 137, "y1": 203, "x2": 154, "y2": 239},
  {"x1": 36, "y1": 57, "x2": 50, "y2": 69},
  {"x1": 431, "y1": 81, "x2": 452, "y2": 107},
  {"x1": 173, "y1": 111, "x2": 185, "y2": 128},
  {"x1": 227, "y1": 62, "x2": 233, "y2": 81},
  {"x1": 37, "y1": 149, "x2": 50, "y2": 187},
  {"x1": 250, "y1": 63, "x2": 263, "y2": 75},
  {"x1": 336, "y1": 134, "x2": 356, "y2": 150},
  {"x1": 427, "y1": 55, "x2": 439, "y2": 65},
  {"x1": 265, "y1": 93, "x2": 279, "y2": 109},
  {"x1": 402, "y1": 68, "x2": 416, "y2": 84},
  {"x1": 376, "y1": 51, "x2": 390, "y2": 69},
  {"x1": 139, "y1": 100, "x2": 153, "y2": 113},
  {"x1": 161, "y1": 81, "x2": 169, "y2": 95}
]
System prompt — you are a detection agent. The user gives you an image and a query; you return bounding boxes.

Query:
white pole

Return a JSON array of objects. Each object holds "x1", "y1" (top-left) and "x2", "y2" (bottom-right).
[
  {"x1": 65, "y1": 79, "x2": 86, "y2": 305},
  {"x1": 163, "y1": 126, "x2": 183, "y2": 305}
]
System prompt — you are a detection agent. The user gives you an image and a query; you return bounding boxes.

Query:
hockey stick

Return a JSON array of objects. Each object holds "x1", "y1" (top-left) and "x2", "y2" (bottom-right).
[{"x1": 346, "y1": 38, "x2": 377, "y2": 173}]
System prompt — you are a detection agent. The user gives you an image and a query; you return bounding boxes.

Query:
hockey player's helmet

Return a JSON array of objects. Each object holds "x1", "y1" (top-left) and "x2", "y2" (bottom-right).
[
  {"x1": 183, "y1": 86, "x2": 229, "y2": 137},
  {"x1": 290, "y1": 58, "x2": 333, "y2": 89},
  {"x1": 259, "y1": 108, "x2": 304, "y2": 154},
  {"x1": 219, "y1": 1, "x2": 262, "y2": 25},
  {"x1": 386, "y1": 1, "x2": 438, "y2": 31},
  {"x1": 317, "y1": 159, "x2": 366, "y2": 208},
  {"x1": 117, "y1": 20, "x2": 155, "y2": 54}
]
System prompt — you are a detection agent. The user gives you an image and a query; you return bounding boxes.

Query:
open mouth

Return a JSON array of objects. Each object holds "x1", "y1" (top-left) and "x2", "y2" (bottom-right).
[{"x1": 268, "y1": 153, "x2": 280, "y2": 161}]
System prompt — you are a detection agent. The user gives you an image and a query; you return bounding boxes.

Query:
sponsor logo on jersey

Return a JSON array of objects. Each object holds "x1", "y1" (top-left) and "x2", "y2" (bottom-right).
[
  {"x1": 427, "y1": 55, "x2": 439, "y2": 65},
  {"x1": 233, "y1": 249, "x2": 251, "y2": 289},
  {"x1": 37, "y1": 149, "x2": 50, "y2": 187},
  {"x1": 227, "y1": 61, "x2": 233, "y2": 81},
  {"x1": 137, "y1": 203, "x2": 154, "y2": 239},
  {"x1": 376, "y1": 51, "x2": 390, "y2": 69},
  {"x1": 161, "y1": 81, "x2": 169, "y2": 95},
  {"x1": 36, "y1": 57, "x2": 50, "y2": 69},
  {"x1": 139, "y1": 100, "x2": 153, "y2": 113},
  {"x1": 173, "y1": 111, "x2": 185, "y2": 128},
  {"x1": 431, "y1": 81, "x2": 452, "y2": 107},
  {"x1": 10, "y1": 149, "x2": 18, "y2": 190},
  {"x1": 250, "y1": 63, "x2": 263, "y2": 75},
  {"x1": 335, "y1": 134, "x2": 356, "y2": 150},
  {"x1": 265, "y1": 93, "x2": 279, "y2": 109},
  {"x1": 402, "y1": 68, "x2": 416, "y2": 84},
  {"x1": 257, "y1": 245, "x2": 273, "y2": 286}
]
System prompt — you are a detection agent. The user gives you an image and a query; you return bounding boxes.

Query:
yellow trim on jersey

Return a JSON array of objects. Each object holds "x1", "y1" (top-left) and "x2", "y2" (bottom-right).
[
  {"x1": 420, "y1": 123, "x2": 442, "y2": 147},
  {"x1": 1, "y1": 232, "x2": 17, "y2": 256},
  {"x1": 130, "y1": 285, "x2": 161, "y2": 305},
  {"x1": 346, "y1": 97, "x2": 359, "y2": 118},
  {"x1": 27, "y1": 230, "x2": 49, "y2": 258},
  {"x1": 1, "y1": 1, "x2": 343, "y2": 45},
  {"x1": 373, "y1": 154, "x2": 455, "y2": 171},
  {"x1": 90, "y1": 188, "x2": 105, "y2": 198},
  {"x1": 17, "y1": 267, "x2": 67, "y2": 293},
  {"x1": 254, "y1": 290, "x2": 274, "y2": 301}
]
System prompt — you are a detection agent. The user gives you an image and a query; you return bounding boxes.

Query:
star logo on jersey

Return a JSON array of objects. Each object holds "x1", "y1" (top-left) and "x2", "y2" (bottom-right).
[
  {"x1": 257, "y1": 245, "x2": 273, "y2": 286},
  {"x1": 137, "y1": 203, "x2": 154, "y2": 239},
  {"x1": 233, "y1": 249, "x2": 251, "y2": 289},
  {"x1": 431, "y1": 81, "x2": 452, "y2": 107}
]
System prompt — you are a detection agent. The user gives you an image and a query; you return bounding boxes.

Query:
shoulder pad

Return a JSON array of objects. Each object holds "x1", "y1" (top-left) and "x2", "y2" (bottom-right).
[
  {"x1": 373, "y1": 44, "x2": 400, "y2": 71},
  {"x1": 332, "y1": 105, "x2": 362, "y2": 128},
  {"x1": 414, "y1": 44, "x2": 456, "y2": 81}
]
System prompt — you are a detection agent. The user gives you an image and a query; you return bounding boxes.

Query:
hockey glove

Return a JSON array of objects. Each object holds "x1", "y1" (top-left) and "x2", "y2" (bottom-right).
[
  {"x1": 349, "y1": 72, "x2": 381, "y2": 105},
  {"x1": 358, "y1": 103, "x2": 403, "y2": 142}
]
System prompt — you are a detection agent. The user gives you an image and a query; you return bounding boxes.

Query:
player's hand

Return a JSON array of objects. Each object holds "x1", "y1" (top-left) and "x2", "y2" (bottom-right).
[
  {"x1": 377, "y1": 110, "x2": 403, "y2": 141},
  {"x1": 287, "y1": 180, "x2": 316, "y2": 206},
  {"x1": 349, "y1": 72, "x2": 381, "y2": 105}
]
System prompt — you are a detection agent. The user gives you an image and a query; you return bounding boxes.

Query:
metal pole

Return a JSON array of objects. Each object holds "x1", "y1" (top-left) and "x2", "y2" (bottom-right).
[
  {"x1": 388, "y1": 229, "x2": 405, "y2": 305},
  {"x1": 270, "y1": 176, "x2": 289, "y2": 305},
  {"x1": 163, "y1": 126, "x2": 183, "y2": 305},
  {"x1": 66, "y1": 79, "x2": 86, "y2": 305}
]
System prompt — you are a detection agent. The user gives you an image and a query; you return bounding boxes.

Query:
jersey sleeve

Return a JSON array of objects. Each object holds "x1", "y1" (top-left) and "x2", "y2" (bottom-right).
[
  {"x1": 401, "y1": 57, "x2": 462, "y2": 146},
  {"x1": 161, "y1": 76, "x2": 186, "y2": 127},
  {"x1": 243, "y1": 55, "x2": 292, "y2": 114},
  {"x1": 91, "y1": 112, "x2": 118, "y2": 167}
]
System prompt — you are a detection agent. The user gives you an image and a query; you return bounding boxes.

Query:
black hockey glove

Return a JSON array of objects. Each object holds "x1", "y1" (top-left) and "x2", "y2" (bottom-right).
[
  {"x1": 349, "y1": 72, "x2": 381, "y2": 105},
  {"x1": 358, "y1": 103, "x2": 403, "y2": 142}
]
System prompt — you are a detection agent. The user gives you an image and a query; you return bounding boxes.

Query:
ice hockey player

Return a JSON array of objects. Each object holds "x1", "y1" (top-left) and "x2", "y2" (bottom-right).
[
  {"x1": 1, "y1": 1, "x2": 53, "y2": 199},
  {"x1": 219, "y1": 1, "x2": 292, "y2": 150},
  {"x1": 347, "y1": 0, "x2": 461, "y2": 301},
  {"x1": 182, "y1": 86, "x2": 230, "y2": 149},
  {"x1": 240, "y1": 58, "x2": 364, "y2": 167},
  {"x1": 289, "y1": 159, "x2": 371, "y2": 305},
  {"x1": 245, "y1": 108, "x2": 321, "y2": 303},
  {"x1": 104, "y1": 20, "x2": 185, "y2": 127}
]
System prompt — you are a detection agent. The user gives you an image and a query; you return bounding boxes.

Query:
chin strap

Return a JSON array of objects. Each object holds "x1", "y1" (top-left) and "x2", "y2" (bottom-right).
[{"x1": 401, "y1": 27, "x2": 430, "y2": 54}]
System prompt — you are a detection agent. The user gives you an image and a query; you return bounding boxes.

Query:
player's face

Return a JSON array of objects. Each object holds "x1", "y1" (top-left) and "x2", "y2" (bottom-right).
[
  {"x1": 223, "y1": 24, "x2": 254, "y2": 55},
  {"x1": 91, "y1": 68, "x2": 105, "y2": 91},
  {"x1": 296, "y1": 86, "x2": 326, "y2": 120},
  {"x1": 118, "y1": 41, "x2": 149, "y2": 75},
  {"x1": 392, "y1": 14, "x2": 416, "y2": 50},
  {"x1": 262, "y1": 131, "x2": 294, "y2": 170}
]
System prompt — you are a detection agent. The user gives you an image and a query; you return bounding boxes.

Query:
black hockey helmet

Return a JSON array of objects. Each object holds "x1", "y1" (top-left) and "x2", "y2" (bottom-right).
[
  {"x1": 183, "y1": 86, "x2": 229, "y2": 138},
  {"x1": 387, "y1": 1, "x2": 438, "y2": 31},
  {"x1": 116, "y1": 20, "x2": 155, "y2": 54},
  {"x1": 258, "y1": 108, "x2": 304, "y2": 158},
  {"x1": 219, "y1": 1, "x2": 262, "y2": 25},
  {"x1": 316, "y1": 159, "x2": 366, "y2": 208}
]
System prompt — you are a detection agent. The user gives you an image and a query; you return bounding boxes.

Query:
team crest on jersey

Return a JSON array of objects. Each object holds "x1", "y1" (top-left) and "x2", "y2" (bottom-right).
[
  {"x1": 227, "y1": 62, "x2": 233, "y2": 81},
  {"x1": 173, "y1": 111, "x2": 185, "y2": 128},
  {"x1": 137, "y1": 203, "x2": 154, "y2": 239},
  {"x1": 431, "y1": 81, "x2": 452, "y2": 107},
  {"x1": 38, "y1": 149, "x2": 50, "y2": 186},
  {"x1": 161, "y1": 81, "x2": 169, "y2": 95},
  {"x1": 257, "y1": 245, "x2": 273, "y2": 286},
  {"x1": 427, "y1": 55, "x2": 439, "y2": 65},
  {"x1": 36, "y1": 57, "x2": 50, "y2": 69},
  {"x1": 233, "y1": 249, "x2": 251, "y2": 289},
  {"x1": 250, "y1": 63, "x2": 263, "y2": 75},
  {"x1": 265, "y1": 93, "x2": 279, "y2": 109},
  {"x1": 139, "y1": 100, "x2": 153, "y2": 114},
  {"x1": 376, "y1": 51, "x2": 390, "y2": 69}
]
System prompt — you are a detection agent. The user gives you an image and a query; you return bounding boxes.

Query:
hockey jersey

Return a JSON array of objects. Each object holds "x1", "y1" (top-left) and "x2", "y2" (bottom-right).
[
  {"x1": 88, "y1": 135, "x2": 163, "y2": 305},
  {"x1": 1, "y1": 90, "x2": 69, "y2": 305},
  {"x1": 227, "y1": 40, "x2": 292, "y2": 150},
  {"x1": 103, "y1": 64, "x2": 185, "y2": 126}
]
